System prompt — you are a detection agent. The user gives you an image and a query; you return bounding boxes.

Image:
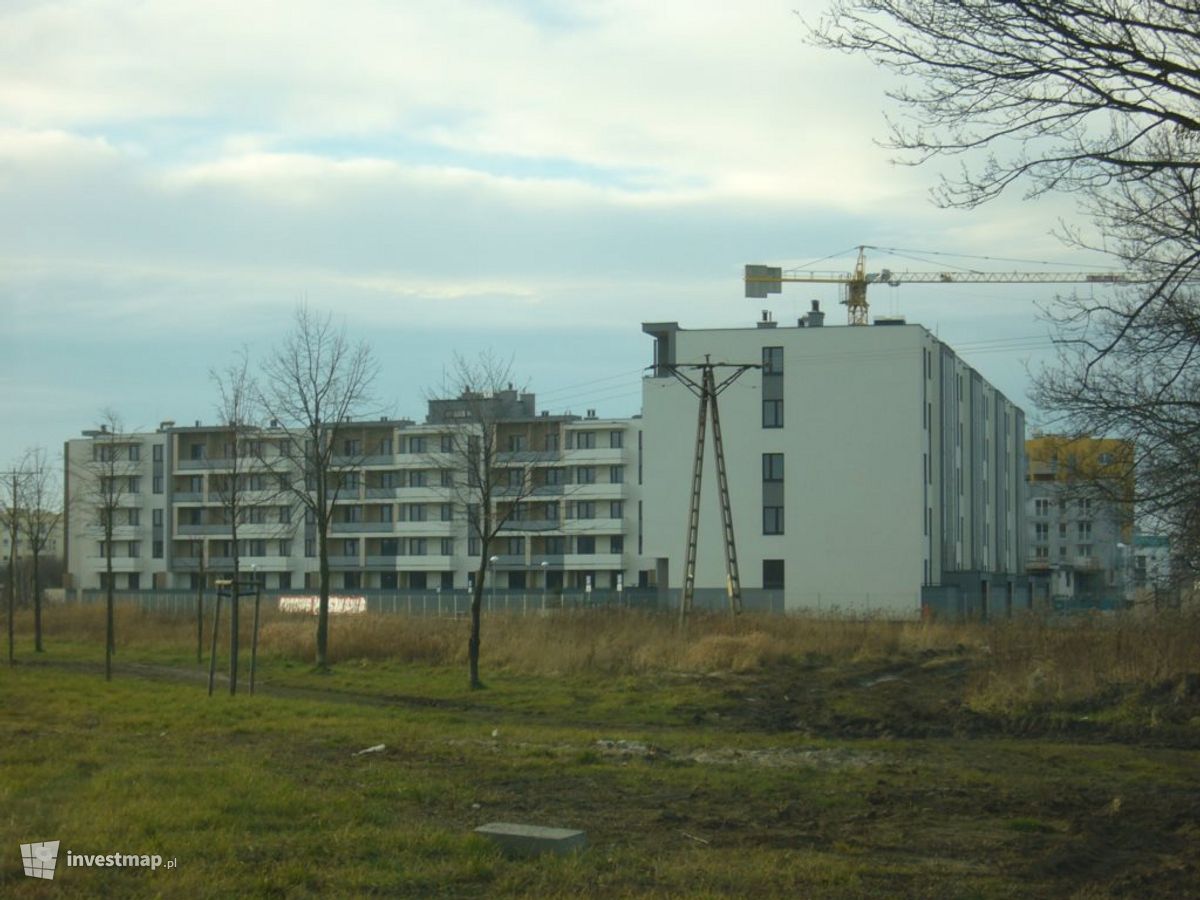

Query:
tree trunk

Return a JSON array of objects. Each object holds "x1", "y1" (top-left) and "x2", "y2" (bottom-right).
[
  {"x1": 230, "y1": 550, "x2": 240, "y2": 695},
  {"x1": 105, "y1": 546, "x2": 114, "y2": 682},
  {"x1": 468, "y1": 561, "x2": 486, "y2": 689},
  {"x1": 316, "y1": 526, "x2": 330, "y2": 670},
  {"x1": 196, "y1": 556, "x2": 205, "y2": 665},
  {"x1": 32, "y1": 546, "x2": 42, "y2": 653}
]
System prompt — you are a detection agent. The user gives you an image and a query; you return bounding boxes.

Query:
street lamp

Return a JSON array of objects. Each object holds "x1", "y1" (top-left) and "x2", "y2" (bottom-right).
[{"x1": 489, "y1": 555, "x2": 499, "y2": 610}]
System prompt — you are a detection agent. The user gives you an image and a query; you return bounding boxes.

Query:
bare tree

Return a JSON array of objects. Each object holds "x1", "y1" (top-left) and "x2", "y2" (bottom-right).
[
  {"x1": 70, "y1": 410, "x2": 130, "y2": 681},
  {"x1": 210, "y1": 351, "x2": 266, "y2": 693},
  {"x1": 1, "y1": 464, "x2": 25, "y2": 666},
  {"x1": 17, "y1": 448, "x2": 62, "y2": 654},
  {"x1": 429, "y1": 352, "x2": 550, "y2": 690},
  {"x1": 811, "y1": 0, "x2": 1200, "y2": 565},
  {"x1": 258, "y1": 304, "x2": 378, "y2": 670}
]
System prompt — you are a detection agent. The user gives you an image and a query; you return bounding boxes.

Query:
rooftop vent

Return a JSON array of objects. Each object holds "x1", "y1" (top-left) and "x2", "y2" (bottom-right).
[
  {"x1": 756, "y1": 310, "x2": 777, "y2": 329},
  {"x1": 586, "y1": 409, "x2": 596, "y2": 419},
  {"x1": 874, "y1": 316, "x2": 907, "y2": 326},
  {"x1": 805, "y1": 300, "x2": 825, "y2": 328},
  {"x1": 159, "y1": 420, "x2": 175, "y2": 431}
]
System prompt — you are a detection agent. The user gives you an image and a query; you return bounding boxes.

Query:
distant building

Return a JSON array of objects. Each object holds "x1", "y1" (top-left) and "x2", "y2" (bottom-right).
[
  {"x1": 1024, "y1": 434, "x2": 1134, "y2": 610},
  {"x1": 640, "y1": 310, "x2": 1029, "y2": 617},
  {"x1": 1, "y1": 510, "x2": 63, "y2": 563},
  {"x1": 64, "y1": 396, "x2": 643, "y2": 594}
]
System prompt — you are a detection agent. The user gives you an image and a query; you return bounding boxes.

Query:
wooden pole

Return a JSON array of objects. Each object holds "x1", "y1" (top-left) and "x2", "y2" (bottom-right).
[{"x1": 250, "y1": 581, "x2": 261, "y2": 695}]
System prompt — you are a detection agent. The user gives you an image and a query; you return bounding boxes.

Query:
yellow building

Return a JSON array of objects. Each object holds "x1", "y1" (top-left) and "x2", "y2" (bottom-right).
[{"x1": 1025, "y1": 434, "x2": 1134, "y2": 608}]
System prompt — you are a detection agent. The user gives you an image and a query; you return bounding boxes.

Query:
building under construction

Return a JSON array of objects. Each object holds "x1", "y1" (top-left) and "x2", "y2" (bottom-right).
[{"x1": 641, "y1": 308, "x2": 1029, "y2": 617}]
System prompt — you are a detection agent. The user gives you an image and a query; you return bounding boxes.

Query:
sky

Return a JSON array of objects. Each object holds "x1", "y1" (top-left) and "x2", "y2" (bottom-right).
[{"x1": 0, "y1": 0, "x2": 1123, "y2": 471}]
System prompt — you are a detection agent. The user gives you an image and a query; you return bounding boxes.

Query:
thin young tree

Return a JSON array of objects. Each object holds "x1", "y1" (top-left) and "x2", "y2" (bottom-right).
[
  {"x1": 210, "y1": 351, "x2": 263, "y2": 694},
  {"x1": 810, "y1": 0, "x2": 1200, "y2": 568},
  {"x1": 1, "y1": 463, "x2": 26, "y2": 666},
  {"x1": 258, "y1": 304, "x2": 378, "y2": 670},
  {"x1": 17, "y1": 448, "x2": 62, "y2": 654},
  {"x1": 70, "y1": 410, "x2": 130, "y2": 681},
  {"x1": 429, "y1": 352, "x2": 548, "y2": 690}
]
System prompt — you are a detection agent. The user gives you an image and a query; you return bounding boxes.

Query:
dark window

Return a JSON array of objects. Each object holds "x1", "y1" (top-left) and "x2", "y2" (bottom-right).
[
  {"x1": 576, "y1": 535, "x2": 596, "y2": 554},
  {"x1": 762, "y1": 399, "x2": 784, "y2": 428},
  {"x1": 763, "y1": 507, "x2": 784, "y2": 535},
  {"x1": 610, "y1": 535, "x2": 624, "y2": 554},
  {"x1": 152, "y1": 475, "x2": 163, "y2": 494},
  {"x1": 152, "y1": 540, "x2": 163, "y2": 559},
  {"x1": 763, "y1": 559, "x2": 784, "y2": 590},
  {"x1": 762, "y1": 346, "x2": 783, "y2": 375},
  {"x1": 609, "y1": 430, "x2": 623, "y2": 449},
  {"x1": 762, "y1": 453, "x2": 784, "y2": 481},
  {"x1": 380, "y1": 572, "x2": 397, "y2": 590},
  {"x1": 152, "y1": 444, "x2": 163, "y2": 461}
]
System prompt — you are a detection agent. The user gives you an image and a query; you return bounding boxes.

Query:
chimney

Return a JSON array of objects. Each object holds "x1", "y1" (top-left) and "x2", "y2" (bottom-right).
[
  {"x1": 756, "y1": 309, "x2": 777, "y2": 329},
  {"x1": 806, "y1": 300, "x2": 825, "y2": 328}
]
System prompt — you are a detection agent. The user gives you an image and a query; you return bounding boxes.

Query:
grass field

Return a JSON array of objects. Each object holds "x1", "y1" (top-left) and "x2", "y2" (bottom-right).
[{"x1": 2, "y1": 604, "x2": 1199, "y2": 897}]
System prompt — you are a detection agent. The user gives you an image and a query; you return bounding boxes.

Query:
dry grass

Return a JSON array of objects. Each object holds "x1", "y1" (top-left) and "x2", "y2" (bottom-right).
[{"x1": 15, "y1": 603, "x2": 1200, "y2": 711}]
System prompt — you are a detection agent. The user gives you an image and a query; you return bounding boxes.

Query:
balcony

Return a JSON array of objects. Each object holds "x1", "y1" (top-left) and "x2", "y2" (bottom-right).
[
  {"x1": 331, "y1": 522, "x2": 393, "y2": 534},
  {"x1": 177, "y1": 524, "x2": 230, "y2": 536},
  {"x1": 176, "y1": 458, "x2": 227, "y2": 471},
  {"x1": 498, "y1": 519, "x2": 561, "y2": 532},
  {"x1": 172, "y1": 492, "x2": 205, "y2": 503},
  {"x1": 86, "y1": 556, "x2": 141, "y2": 572},
  {"x1": 364, "y1": 487, "x2": 401, "y2": 499}
]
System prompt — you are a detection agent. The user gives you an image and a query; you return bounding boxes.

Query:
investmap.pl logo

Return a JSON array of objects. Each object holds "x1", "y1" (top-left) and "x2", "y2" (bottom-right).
[
  {"x1": 20, "y1": 840, "x2": 175, "y2": 880},
  {"x1": 21, "y1": 841, "x2": 59, "y2": 879}
]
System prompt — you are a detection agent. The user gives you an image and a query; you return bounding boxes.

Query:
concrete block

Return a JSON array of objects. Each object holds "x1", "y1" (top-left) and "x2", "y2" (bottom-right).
[{"x1": 474, "y1": 822, "x2": 587, "y2": 857}]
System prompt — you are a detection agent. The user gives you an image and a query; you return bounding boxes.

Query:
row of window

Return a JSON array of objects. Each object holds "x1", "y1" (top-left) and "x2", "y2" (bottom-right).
[{"x1": 1032, "y1": 544, "x2": 1096, "y2": 560}]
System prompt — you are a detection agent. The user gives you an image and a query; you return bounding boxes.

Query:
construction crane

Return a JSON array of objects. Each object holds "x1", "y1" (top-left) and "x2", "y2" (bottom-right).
[{"x1": 745, "y1": 246, "x2": 1130, "y2": 326}]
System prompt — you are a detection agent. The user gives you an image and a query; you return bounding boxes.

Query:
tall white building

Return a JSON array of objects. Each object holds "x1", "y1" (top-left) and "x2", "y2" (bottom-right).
[{"x1": 640, "y1": 309, "x2": 1029, "y2": 617}]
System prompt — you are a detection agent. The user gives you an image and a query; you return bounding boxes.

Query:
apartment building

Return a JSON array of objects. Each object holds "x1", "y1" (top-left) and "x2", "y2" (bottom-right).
[
  {"x1": 1025, "y1": 434, "x2": 1134, "y2": 609},
  {"x1": 64, "y1": 393, "x2": 643, "y2": 594},
  {"x1": 640, "y1": 309, "x2": 1029, "y2": 617}
]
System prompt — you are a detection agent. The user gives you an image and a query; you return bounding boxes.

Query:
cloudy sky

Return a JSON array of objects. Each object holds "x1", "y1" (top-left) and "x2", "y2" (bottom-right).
[{"x1": 0, "y1": 0, "x2": 1120, "y2": 470}]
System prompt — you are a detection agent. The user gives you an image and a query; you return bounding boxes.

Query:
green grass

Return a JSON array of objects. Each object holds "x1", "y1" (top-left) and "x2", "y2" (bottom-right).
[{"x1": 3, "y1": 605, "x2": 1200, "y2": 896}]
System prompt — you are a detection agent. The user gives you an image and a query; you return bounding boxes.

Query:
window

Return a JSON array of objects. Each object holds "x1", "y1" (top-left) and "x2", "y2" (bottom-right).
[
  {"x1": 440, "y1": 434, "x2": 453, "y2": 453},
  {"x1": 409, "y1": 470, "x2": 426, "y2": 487},
  {"x1": 576, "y1": 431, "x2": 596, "y2": 449},
  {"x1": 468, "y1": 535, "x2": 480, "y2": 555},
  {"x1": 440, "y1": 469, "x2": 454, "y2": 487},
  {"x1": 128, "y1": 445, "x2": 140, "y2": 461},
  {"x1": 305, "y1": 539, "x2": 316, "y2": 558},
  {"x1": 247, "y1": 507, "x2": 267, "y2": 524},
  {"x1": 127, "y1": 476, "x2": 141, "y2": 494},
  {"x1": 545, "y1": 502, "x2": 559, "y2": 521},
  {"x1": 440, "y1": 538, "x2": 454, "y2": 556},
  {"x1": 545, "y1": 536, "x2": 565, "y2": 555},
  {"x1": 190, "y1": 443, "x2": 206, "y2": 460},
  {"x1": 152, "y1": 540, "x2": 163, "y2": 558},
  {"x1": 152, "y1": 509, "x2": 163, "y2": 526},
  {"x1": 187, "y1": 507, "x2": 203, "y2": 526},
  {"x1": 344, "y1": 505, "x2": 362, "y2": 523},
  {"x1": 546, "y1": 468, "x2": 564, "y2": 486},
  {"x1": 762, "y1": 453, "x2": 784, "y2": 481},
  {"x1": 408, "y1": 538, "x2": 427, "y2": 556},
  {"x1": 507, "y1": 468, "x2": 524, "y2": 489},
  {"x1": 1077, "y1": 544, "x2": 1093, "y2": 557},
  {"x1": 380, "y1": 505, "x2": 394, "y2": 523},
  {"x1": 763, "y1": 559, "x2": 785, "y2": 590},
  {"x1": 152, "y1": 444, "x2": 163, "y2": 461},
  {"x1": 408, "y1": 436, "x2": 426, "y2": 454},
  {"x1": 152, "y1": 475, "x2": 163, "y2": 494},
  {"x1": 762, "y1": 399, "x2": 784, "y2": 428},
  {"x1": 575, "y1": 501, "x2": 596, "y2": 519},
  {"x1": 576, "y1": 466, "x2": 595, "y2": 484},
  {"x1": 406, "y1": 504, "x2": 426, "y2": 522},
  {"x1": 763, "y1": 507, "x2": 784, "y2": 535},
  {"x1": 507, "y1": 434, "x2": 526, "y2": 452},
  {"x1": 610, "y1": 430, "x2": 623, "y2": 449},
  {"x1": 279, "y1": 541, "x2": 291, "y2": 557},
  {"x1": 377, "y1": 437, "x2": 393, "y2": 456},
  {"x1": 610, "y1": 535, "x2": 624, "y2": 554},
  {"x1": 441, "y1": 503, "x2": 452, "y2": 521},
  {"x1": 1034, "y1": 545, "x2": 1048, "y2": 559},
  {"x1": 1034, "y1": 498, "x2": 1050, "y2": 516},
  {"x1": 609, "y1": 501, "x2": 623, "y2": 519},
  {"x1": 279, "y1": 506, "x2": 292, "y2": 524},
  {"x1": 576, "y1": 535, "x2": 596, "y2": 554},
  {"x1": 128, "y1": 572, "x2": 140, "y2": 590},
  {"x1": 763, "y1": 346, "x2": 783, "y2": 375},
  {"x1": 1035, "y1": 523, "x2": 1049, "y2": 541},
  {"x1": 342, "y1": 539, "x2": 359, "y2": 557},
  {"x1": 545, "y1": 431, "x2": 560, "y2": 452},
  {"x1": 609, "y1": 465, "x2": 624, "y2": 484},
  {"x1": 506, "y1": 537, "x2": 525, "y2": 555},
  {"x1": 127, "y1": 508, "x2": 140, "y2": 526},
  {"x1": 344, "y1": 571, "x2": 361, "y2": 590},
  {"x1": 1077, "y1": 521, "x2": 1092, "y2": 538},
  {"x1": 380, "y1": 538, "x2": 399, "y2": 556},
  {"x1": 128, "y1": 541, "x2": 141, "y2": 558}
]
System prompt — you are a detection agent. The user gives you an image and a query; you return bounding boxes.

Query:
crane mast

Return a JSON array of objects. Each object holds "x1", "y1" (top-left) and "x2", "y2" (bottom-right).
[{"x1": 745, "y1": 246, "x2": 1130, "y2": 326}]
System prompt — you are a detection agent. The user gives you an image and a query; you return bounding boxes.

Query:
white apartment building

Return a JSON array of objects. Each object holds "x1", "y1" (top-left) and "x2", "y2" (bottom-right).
[
  {"x1": 64, "y1": 393, "x2": 643, "y2": 594},
  {"x1": 640, "y1": 308, "x2": 1029, "y2": 617}
]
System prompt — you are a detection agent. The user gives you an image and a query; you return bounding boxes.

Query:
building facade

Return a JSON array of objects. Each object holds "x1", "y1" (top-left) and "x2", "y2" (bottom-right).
[
  {"x1": 640, "y1": 310, "x2": 1029, "y2": 617},
  {"x1": 1024, "y1": 434, "x2": 1134, "y2": 610},
  {"x1": 64, "y1": 393, "x2": 643, "y2": 594}
]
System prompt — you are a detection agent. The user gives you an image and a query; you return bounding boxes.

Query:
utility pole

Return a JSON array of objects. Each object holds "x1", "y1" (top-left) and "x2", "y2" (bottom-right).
[{"x1": 658, "y1": 357, "x2": 759, "y2": 620}]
